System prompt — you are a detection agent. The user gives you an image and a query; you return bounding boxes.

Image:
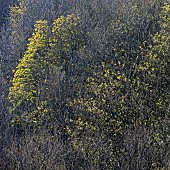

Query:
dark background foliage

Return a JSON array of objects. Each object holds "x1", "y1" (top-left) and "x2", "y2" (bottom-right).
[{"x1": 0, "y1": 0, "x2": 169, "y2": 169}]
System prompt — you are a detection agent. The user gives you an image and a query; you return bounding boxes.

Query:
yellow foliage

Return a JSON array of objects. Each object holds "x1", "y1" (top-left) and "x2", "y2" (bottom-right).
[
  {"x1": 9, "y1": 0, "x2": 28, "y2": 41},
  {"x1": 9, "y1": 14, "x2": 82, "y2": 126}
]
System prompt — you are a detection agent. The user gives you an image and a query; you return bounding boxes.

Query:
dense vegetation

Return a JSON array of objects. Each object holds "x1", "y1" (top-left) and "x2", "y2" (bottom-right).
[{"x1": 0, "y1": 0, "x2": 170, "y2": 169}]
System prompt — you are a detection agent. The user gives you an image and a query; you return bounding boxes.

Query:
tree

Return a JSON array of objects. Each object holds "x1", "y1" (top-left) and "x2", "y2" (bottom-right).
[
  {"x1": 2, "y1": 0, "x2": 170, "y2": 169},
  {"x1": 8, "y1": 19, "x2": 49, "y2": 125},
  {"x1": 66, "y1": 1, "x2": 170, "y2": 169},
  {"x1": 8, "y1": 14, "x2": 84, "y2": 127}
]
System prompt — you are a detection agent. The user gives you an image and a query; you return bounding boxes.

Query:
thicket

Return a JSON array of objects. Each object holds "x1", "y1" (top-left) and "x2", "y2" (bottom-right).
[{"x1": 0, "y1": 0, "x2": 170, "y2": 169}]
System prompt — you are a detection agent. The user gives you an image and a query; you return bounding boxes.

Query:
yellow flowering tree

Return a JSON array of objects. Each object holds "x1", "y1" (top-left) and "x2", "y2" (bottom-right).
[
  {"x1": 9, "y1": 0, "x2": 27, "y2": 40},
  {"x1": 8, "y1": 14, "x2": 84, "y2": 127},
  {"x1": 136, "y1": 1, "x2": 170, "y2": 119},
  {"x1": 8, "y1": 20, "x2": 49, "y2": 125},
  {"x1": 49, "y1": 14, "x2": 84, "y2": 73},
  {"x1": 66, "y1": 2, "x2": 170, "y2": 168}
]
